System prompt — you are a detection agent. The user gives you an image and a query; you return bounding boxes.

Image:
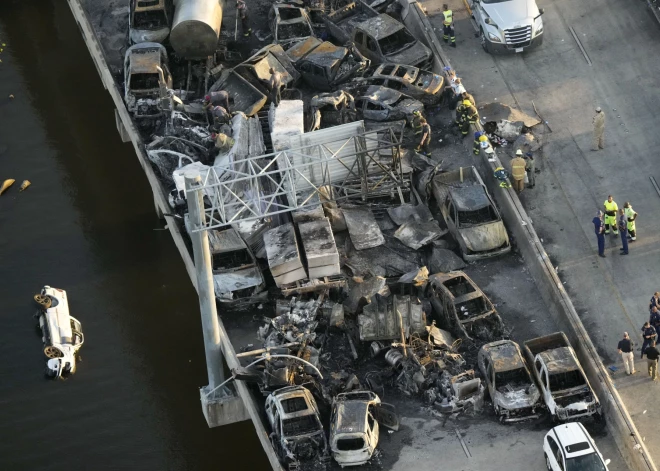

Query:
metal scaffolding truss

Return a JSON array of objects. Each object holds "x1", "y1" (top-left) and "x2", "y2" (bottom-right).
[{"x1": 189, "y1": 127, "x2": 407, "y2": 231}]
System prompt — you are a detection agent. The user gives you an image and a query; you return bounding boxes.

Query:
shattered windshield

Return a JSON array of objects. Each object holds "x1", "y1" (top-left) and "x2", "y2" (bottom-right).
[
  {"x1": 336, "y1": 437, "x2": 365, "y2": 450},
  {"x1": 495, "y1": 368, "x2": 530, "y2": 390},
  {"x1": 133, "y1": 10, "x2": 167, "y2": 29},
  {"x1": 282, "y1": 415, "x2": 320, "y2": 436},
  {"x1": 565, "y1": 453, "x2": 607, "y2": 471},
  {"x1": 278, "y1": 23, "x2": 312, "y2": 40},
  {"x1": 457, "y1": 206, "x2": 497, "y2": 227},
  {"x1": 130, "y1": 73, "x2": 160, "y2": 90},
  {"x1": 378, "y1": 29, "x2": 416, "y2": 55},
  {"x1": 549, "y1": 370, "x2": 586, "y2": 390}
]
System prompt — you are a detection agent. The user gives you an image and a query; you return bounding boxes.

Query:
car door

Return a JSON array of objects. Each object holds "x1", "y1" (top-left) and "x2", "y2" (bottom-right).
[
  {"x1": 366, "y1": 410, "x2": 379, "y2": 452},
  {"x1": 546, "y1": 436, "x2": 564, "y2": 471},
  {"x1": 372, "y1": 403, "x2": 399, "y2": 431},
  {"x1": 364, "y1": 33, "x2": 382, "y2": 63},
  {"x1": 363, "y1": 100, "x2": 389, "y2": 121}
]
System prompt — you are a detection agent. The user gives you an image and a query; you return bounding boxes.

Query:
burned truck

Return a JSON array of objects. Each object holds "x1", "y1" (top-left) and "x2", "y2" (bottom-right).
[
  {"x1": 523, "y1": 332, "x2": 601, "y2": 422},
  {"x1": 288, "y1": 37, "x2": 369, "y2": 91},
  {"x1": 324, "y1": 1, "x2": 432, "y2": 68},
  {"x1": 478, "y1": 340, "x2": 542, "y2": 422},
  {"x1": 432, "y1": 166, "x2": 511, "y2": 261},
  {"x1": 427, "y1": 271, "x2": 504, "y2": 341},
  {"x1": 269, "y1": 3, "x2": 315, "y2": 48}
]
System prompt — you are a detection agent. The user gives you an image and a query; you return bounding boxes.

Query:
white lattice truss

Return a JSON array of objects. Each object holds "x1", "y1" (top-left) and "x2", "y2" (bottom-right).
[{"x1": 189, "y1": 127, "x2": 407, "y2": 231}]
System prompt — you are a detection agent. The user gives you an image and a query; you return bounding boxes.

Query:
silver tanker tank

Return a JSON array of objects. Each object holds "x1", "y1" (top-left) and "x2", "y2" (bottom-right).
[{"x1": 170, "y1": 0, "x2": 223, "y2": 59}]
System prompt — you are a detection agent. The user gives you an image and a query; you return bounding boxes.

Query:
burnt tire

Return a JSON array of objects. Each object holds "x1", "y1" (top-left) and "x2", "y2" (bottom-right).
[
  {"x1": 44, "y1": 345, "x2": 63, "y2": 359},
  {"x1": 34, "y1": 294, "x2": 52, "y2": 309}
]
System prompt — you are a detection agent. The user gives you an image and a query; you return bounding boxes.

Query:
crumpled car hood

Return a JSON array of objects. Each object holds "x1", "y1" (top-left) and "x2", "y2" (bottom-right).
[
  {"x1": 496, "y1": 385, "x2": 540, "y2": 409},
  {"x1": 459, "y1": 221, "x2": 509, "y2": 252},
  {"x1": 386, "y1": 41, "x2": 431, "y2": 67}
]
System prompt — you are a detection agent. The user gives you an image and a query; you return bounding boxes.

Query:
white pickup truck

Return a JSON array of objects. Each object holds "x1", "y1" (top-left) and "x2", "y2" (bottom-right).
[
  {"x1": 469, "y1": 0, "x2": 545, "y2": 53},
  {"x1": 34, "y1": 286, "x2": 84, "y2": 379}
]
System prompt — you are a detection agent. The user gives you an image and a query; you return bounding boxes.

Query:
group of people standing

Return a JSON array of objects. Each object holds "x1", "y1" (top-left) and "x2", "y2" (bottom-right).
[
  {"x1": 618, "y1": 294, "x2": 660, "y2": 381},
  {"x1": 592, "y1": 196, "x2": 638, "y2": 257}
]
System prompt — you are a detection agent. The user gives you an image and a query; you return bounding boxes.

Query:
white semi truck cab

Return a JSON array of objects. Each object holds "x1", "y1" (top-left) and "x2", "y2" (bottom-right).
[{"x1": 469, "y1": 0, "x2": 545, "y2": 53}]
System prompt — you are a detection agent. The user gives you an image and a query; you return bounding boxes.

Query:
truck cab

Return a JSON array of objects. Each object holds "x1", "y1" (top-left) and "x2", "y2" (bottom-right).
[
  {"x1": 524, "y1": 333, "x2": 601, "y2": 422},
  {"x1": 469, "y1": 0, "x2": 544, "y2": 53}
]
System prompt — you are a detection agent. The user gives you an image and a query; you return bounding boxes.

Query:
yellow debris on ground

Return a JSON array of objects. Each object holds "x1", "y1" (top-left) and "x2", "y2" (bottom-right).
[
  {"x1": 19, "y1": 180, "x2": 31, "y2": 191},
  {"x1": 0, "y1": 179, "x2": 15, "y2": 195}
]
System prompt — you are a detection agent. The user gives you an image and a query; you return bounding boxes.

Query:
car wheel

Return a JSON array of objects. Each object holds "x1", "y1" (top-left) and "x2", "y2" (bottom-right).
[
  {"x1": 480, "y1": 28, "x2": 490, "y2": 53},
  {"x1": 545, "y1": 453, "x2": 552, "y2": 470}
]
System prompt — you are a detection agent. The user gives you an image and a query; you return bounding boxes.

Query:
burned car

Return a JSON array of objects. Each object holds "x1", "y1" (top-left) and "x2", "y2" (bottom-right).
[
  {"x1": 269, "y1": 3, "x2": 314, "y2": 49},
  {"x1": 324, "y1": 3, "x2": 432, "y2": 68},
  {"x1": 265, "y1": 386, "x2": 329, "y2": 470},
  {"x1": 524, "y1": 333, "x2": 601, "y2": 422},
  {"x1": 209, "y1": 228, "x2": 266, "y2": 304},
  {"x1": 432, "y1": 166, "x2": 511, "y2": 261},
  {"x1": 427, "y1": 271, "x2": 504, "y2": 341},
  {"x1": 292, "y1": 39, "x2": 369, "y2": 91},
  {"x1": 352, "y1": 85, "x2": 424, "y2": 125},
  {"x1": 478, "y1": 340, "x2": 542, "y2": 422},
  {"x1": 329, "y1": 391, "x2": 399, "y2": 467},
  {"x1": 129, "y1": 0, "x2": 170, "y2": 44},
  {"x1": 123, "y1": 42, "x2": 172, "y2": 117},
  {"x1": 351, "y1": 63, "x2": 444, "y2": 104}
]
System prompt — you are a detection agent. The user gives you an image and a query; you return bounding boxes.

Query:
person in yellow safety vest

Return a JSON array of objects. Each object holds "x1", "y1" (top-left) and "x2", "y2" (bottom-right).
[
  {"x1": 603, "y1": 195, "x2": 618, "y2": 235},
  {"x1": 412, "y1": 110, "x2": 423, "y2": 135},
  {"x1": 473, "y1": 131, "x2": 484, "y2": 155},
  {"x1": 624, "y1": 202, "x2": 638, "y2": 241},
  {"x1": 442, "y1": 4, "x2": 456, "y2": 48},
  {"x1": 510, "y1": 150, "x2": 526, "y2": 193}
]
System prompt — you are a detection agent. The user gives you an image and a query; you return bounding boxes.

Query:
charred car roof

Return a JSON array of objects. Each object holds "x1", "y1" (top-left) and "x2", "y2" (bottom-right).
[
  {"x1": 304, "y1": 42, "x2": 348, "y2": 67},
  {"x1": 360, "y1": 85, "x2": 404, "y2": 105},
  {"x1": 449, "y1": 185, "x2": 491, "y2": 212},
  {"x1": 358, "y1": 14, "x2": 405, "y2": 40},
  {"x1": 482, "y1": 340, "x2": 526, "y2": 372},
  {"x1": 539, "y1": 347, "x2": 580, "y2": 373}
]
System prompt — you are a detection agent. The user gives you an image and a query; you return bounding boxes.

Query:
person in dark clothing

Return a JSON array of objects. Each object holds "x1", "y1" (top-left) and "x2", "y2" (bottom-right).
[
  {"x1": 641, "y1": 322, "x2": 657, "y2": 359},
  {"x1": 646, "y1": 342, "x2": 660, "y2": 380},
  {"x1": 592, "y1": 210, "x2": 605, "y2": 258},
  {"x1": 618, "y1": 208, "x2": 629, "y2": 255},
  {"x1": 617, "y1": 332, "x2": 635, "y2": 375},
  {"x1": 650, "y1": 292, "x2": 660, "y2": 312},
  {"x1": 651, "y1": 306, "x2": 660, "y2": 336}
]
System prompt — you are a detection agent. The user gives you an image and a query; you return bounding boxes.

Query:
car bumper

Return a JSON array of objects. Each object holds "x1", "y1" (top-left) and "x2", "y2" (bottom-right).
[
  {"x1": 462, "y1": 244, "x2": 512, "y2": 262},
  {"x1": 486, "y1": 34, "x2": 543, "y2": 54}
]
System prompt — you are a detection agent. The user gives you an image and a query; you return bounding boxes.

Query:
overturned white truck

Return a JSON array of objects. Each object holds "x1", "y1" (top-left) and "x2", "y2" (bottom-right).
[{"x1": 33, "y1": 286, "x2": 84, "y2": 379}]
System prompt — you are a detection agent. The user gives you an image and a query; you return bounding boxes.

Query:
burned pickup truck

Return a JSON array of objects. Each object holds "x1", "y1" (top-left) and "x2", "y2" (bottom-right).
[
  {"x1": 324, "y1": 1, "x2": 432, "y2": 68},
  {"x1": 427, "y1": 271, "x2": 504, "y2": 341},
  {"x1": 478, "y1": 340, "x2": 542, "y2": 422},
  {"x1": 432, "y1": 166, "x2": 511, "y2": 261},
  {"x1": 523, "y1": 332, "x2": 601, "y2": 422},
  {"x1": 288, "y1": 37, "x2": 369, "y2": 91}
]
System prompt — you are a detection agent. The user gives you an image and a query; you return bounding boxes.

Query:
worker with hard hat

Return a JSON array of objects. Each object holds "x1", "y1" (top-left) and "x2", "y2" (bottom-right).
[
  {"x1": 524, "y1": 152, "x2": 536, "y2": 188},
  {"x1": 624, "y1": 202, "x2": 638, "y2": 241},
  {"x1": 510, "y1": 150, "x2": 526, "y2": 193},
  {"x1": 412, "y1": 110, "x2": 423, "y2": 135},
  {"x1": 592, "y1": 106, "x2": 605, "y2": 151},
  {"x1": 456, "y1": 99, "x2": 478, "y2": 137},
  {"x1": 603, "y1": 195, "x2": 618, "y2": 235},
  {"x1": 442, "y1": 4, "x2": 456, "y2": 47}
]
